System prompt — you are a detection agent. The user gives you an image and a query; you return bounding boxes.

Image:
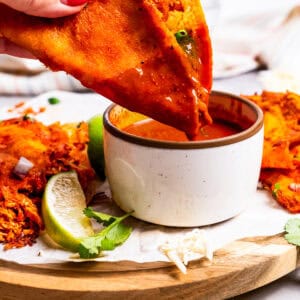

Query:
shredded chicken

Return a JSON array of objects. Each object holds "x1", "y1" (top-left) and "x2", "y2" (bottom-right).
[{"x1": 0, "y1": 117, "x2": 95, "y2": 249}]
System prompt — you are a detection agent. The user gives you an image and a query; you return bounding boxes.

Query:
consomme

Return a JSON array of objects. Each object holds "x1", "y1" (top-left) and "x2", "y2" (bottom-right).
[{"x1": 123, "y1": 119, "x2": 242, "y2": 142}]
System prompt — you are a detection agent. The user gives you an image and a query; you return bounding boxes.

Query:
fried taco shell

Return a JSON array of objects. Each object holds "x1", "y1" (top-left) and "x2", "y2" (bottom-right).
[
  {"x1": 245, "y1": 91, "x2": 300, "y2": 213},
  {"x1": 0, "y1": 0, "x2": 213, "y2": 137}
]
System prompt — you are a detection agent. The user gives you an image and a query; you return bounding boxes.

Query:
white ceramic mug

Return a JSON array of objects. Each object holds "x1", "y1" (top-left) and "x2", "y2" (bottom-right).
[{"x1": 103, "y1": 91, "x2": 264, "y2": 227}]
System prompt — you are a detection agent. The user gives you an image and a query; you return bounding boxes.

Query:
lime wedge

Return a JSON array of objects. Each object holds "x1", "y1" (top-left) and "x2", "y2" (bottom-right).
[
  {"x1": 88, "y1": 114, "x2": 105, "y2": 180},
  {"x1": 42, "y1": 171, "x2": 94, "y2": 252}
]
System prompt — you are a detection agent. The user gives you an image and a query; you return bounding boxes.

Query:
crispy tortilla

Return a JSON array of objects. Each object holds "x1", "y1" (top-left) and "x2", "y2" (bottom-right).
[
  {"x1": 260, "y1": 169, "x2": 300, "y2": 213},
  {"x1": 0, "y1": 0, "x2": 212, "y2": 137},
  {"x1": 245, "y1": 91, "x2": 300, "y2": 212}
]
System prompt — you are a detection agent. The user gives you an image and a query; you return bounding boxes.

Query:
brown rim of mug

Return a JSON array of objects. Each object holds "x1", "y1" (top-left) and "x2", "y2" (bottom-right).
[{"x1": 103, "y1": 91, "x2": 264, "y2": 149}]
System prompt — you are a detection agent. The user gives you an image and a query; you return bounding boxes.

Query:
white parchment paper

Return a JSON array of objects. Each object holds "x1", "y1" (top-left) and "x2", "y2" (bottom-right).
[{"x1": 0, "y1": 91, "x2": 298, "y2": 268}]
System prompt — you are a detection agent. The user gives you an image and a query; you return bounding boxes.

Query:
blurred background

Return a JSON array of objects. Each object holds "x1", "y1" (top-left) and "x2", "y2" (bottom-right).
[{"x1": 203, "y1": 0, "x2": 300, "y2": 93}]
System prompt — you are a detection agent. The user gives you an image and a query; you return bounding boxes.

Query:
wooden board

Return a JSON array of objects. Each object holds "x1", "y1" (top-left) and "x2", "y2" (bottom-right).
[{"x1": 0, "y1": 233, "x2": 298, "y2": 299}]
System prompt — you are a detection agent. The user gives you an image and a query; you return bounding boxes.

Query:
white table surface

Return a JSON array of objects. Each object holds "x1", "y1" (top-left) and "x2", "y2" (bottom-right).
[{"x1": 0, "y1": 71, "x2": 299, "y2": 298}]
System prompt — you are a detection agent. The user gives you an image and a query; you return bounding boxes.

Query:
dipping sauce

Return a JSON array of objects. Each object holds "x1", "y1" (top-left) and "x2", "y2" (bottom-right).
[{"x1": 123, "y1": 119, "x2": 242, "y2": 142}]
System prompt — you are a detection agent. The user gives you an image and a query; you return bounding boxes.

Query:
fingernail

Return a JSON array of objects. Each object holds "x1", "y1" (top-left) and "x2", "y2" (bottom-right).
[{"x1": 61, "y1": 0, "x2": 88, "y2": 6}]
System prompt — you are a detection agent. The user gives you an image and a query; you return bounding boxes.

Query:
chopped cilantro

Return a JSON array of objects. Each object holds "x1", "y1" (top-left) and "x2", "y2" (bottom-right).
[
  {"x1": 272, "y1": 182, "x2": 280, "y2": 199},
  {"x1": 175, "y1": 30, "x2": 188, "y2": 43},
  {"x1": 78, "y1": 207, "x2": 132, "y2": 258},
  {"x1": 284, "y1": 218, "x2": 300, "y2": 246},
  {"x1": 174, "y1": 29, "x2": 197, "y2": 63},
  {"x1": 48, "y1": 97, "x2": 60, "y2": 105}
]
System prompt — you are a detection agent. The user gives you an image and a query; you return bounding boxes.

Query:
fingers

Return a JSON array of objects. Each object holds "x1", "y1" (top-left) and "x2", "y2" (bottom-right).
[
  {"x1": 0, "y1": 0, "x2": 87, "y2": 57},
  {"x1": 0, "y1": 0, "x2": 88, "y2": 18},
  {"x1": 61, "y1": 0, "x2": 88, "y2": 6},
  {"x1": 0, "y1": 38, "x2": 36, "y2": 59}
]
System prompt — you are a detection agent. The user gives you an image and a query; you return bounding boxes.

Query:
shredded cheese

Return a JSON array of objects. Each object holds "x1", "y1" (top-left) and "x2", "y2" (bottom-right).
[{"x1": 160, "y1": 229, "x2": 213, "y2": 274}]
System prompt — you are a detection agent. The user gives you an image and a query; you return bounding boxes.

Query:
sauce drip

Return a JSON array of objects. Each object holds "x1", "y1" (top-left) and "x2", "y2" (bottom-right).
[{"x1": 123, "y1": 119, "x2": 241, "y2": 142}]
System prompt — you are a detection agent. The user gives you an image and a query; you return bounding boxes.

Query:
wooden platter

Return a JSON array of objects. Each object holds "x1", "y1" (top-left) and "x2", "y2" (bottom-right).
[{"x1": 0, "y1": 233, "x2": 298, "y2": 299}]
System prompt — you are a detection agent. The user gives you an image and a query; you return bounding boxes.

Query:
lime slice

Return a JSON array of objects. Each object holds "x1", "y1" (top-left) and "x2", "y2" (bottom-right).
[
  {"x1": 42, "y1": 171, "x2": 94, "y2": 252},
  {"x1": 88, "y1": 114, "x2": 105, "y2": 180}
]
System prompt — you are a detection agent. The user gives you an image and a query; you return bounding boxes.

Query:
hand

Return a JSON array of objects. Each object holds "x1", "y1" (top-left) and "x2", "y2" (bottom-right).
[{"x1": 0, "y1": 0, "x2": 88, "y2": 58}]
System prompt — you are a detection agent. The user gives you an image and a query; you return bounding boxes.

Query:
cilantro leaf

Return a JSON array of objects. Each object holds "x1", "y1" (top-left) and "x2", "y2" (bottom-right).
[
  {"x1": 48, "y1": 97, "x2": 60, "y2": 105},
  {"x1": 78, "y1": 208, "x2": 132, "y2": 258},
  {"x1": 105, "y1": 222, "x2": 132, "y2": 245},
  {"x1": 84, "y1": 207, "x2": 115, "y2": 226},
  {"x1": 284, "y1": 218, "x2": 300, "y2": 246},
  {"x1": 78, "y1": 236, "x2": 103, "y2": 258},
  {"x1": 284, "y1": 233, "x2": 300, "y2": 246},
  {"x1": 285, "y1": 218, "x2": 300, "y2": 234},
  {"x1": 101, "y1": 238, "x2": 116, "y2": 251}
]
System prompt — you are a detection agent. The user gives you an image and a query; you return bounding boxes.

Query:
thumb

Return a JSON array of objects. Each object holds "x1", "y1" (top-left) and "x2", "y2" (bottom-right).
[{"x1": 0, "y1": 0, "x2": 88, "y2": 18}]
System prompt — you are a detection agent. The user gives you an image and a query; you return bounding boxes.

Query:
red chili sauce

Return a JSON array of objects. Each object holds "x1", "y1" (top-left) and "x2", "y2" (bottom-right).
[{"x1": 123, "y1": 119, "x2": 242, "y2": 142}]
